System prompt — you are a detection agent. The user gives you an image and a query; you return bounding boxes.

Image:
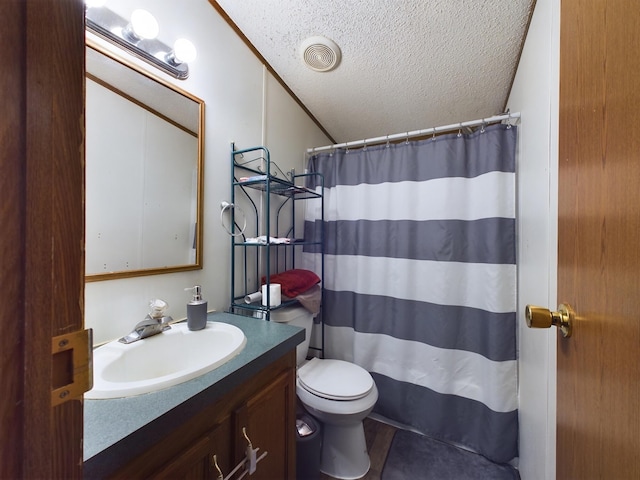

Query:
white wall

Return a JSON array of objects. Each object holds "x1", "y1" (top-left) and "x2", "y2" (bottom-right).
[
  {"x1": 506, "y1": 0, "x2": 559, "y2": 478},
  {"x1": 85, "y1": 0, "x2": 330, "y2": 344}
]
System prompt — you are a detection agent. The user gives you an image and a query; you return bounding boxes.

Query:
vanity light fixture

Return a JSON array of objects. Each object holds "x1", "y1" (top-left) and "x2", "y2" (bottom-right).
[
  {"x1": 122, "y1": 9, "x2": 159, "y2": 43},
  {"x1": 167, "y1": 38, "x2": 198, "y2": 65},
  {"x1": 85, "y1": 3, "x2": 197, "y2": 80}
]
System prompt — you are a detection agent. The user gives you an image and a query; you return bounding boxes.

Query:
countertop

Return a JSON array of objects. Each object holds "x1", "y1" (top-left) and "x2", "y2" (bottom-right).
[{"x1": 83, "y1": 311, "x2": 304, "y2": 477}]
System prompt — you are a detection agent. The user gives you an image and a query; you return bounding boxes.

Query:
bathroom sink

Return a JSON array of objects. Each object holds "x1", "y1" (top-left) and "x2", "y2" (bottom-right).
[{"x1": 86, "y1": 322, "x2": 246, "y2": 399}]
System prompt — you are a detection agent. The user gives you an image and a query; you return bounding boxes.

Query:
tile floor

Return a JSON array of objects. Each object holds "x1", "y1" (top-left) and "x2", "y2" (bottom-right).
[{"x1": 318, "y1": 418, "x2": 519, "y2": 480}]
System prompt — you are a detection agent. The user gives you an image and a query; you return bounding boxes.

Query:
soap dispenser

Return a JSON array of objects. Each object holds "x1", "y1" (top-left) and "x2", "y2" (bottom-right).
[{"x1": 185, "y1": 285, "x2": 207, "y2": 331}]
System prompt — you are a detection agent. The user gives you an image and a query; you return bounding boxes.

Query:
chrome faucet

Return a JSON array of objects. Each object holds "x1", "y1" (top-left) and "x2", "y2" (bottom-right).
[{"x1": 119, "y1": 314, "x2": 173, "y2": 344}]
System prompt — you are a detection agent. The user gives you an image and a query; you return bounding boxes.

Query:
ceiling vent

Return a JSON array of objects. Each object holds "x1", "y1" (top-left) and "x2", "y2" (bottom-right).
[{"x1": 300, "y1": 36, "x2": 341, "y2": 72}]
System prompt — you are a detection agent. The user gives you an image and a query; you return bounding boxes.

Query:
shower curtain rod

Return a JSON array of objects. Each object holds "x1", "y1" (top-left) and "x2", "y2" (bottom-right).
[{"x1": 306, "y1": 111, "x2": 521, "y2": 154}]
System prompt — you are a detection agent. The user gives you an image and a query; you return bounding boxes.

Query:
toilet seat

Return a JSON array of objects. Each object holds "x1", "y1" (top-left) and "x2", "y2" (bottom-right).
[{"x1": 298, "y1": 358, "x2": 374, "y2": 401}]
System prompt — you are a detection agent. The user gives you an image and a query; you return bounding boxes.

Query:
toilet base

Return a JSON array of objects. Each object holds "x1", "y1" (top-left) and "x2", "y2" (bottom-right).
[{"x1": 320, "y1": 422, "x2": 370, "y2": 480}]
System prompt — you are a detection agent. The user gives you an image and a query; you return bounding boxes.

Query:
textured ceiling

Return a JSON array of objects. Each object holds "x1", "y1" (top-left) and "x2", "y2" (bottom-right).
[{"x1": 213, "y1": 0, "x2": 534, "y2": 145}]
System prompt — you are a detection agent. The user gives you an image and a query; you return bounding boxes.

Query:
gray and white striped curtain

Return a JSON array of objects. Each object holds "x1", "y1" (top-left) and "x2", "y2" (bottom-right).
[{"x1": 303, "y1": 123, "x2": 518, "y2": 463}]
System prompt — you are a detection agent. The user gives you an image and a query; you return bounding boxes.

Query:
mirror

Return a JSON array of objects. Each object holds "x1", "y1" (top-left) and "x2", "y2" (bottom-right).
[{"x1": 85, "y1": 42, "x2": 205, "y2": 281}]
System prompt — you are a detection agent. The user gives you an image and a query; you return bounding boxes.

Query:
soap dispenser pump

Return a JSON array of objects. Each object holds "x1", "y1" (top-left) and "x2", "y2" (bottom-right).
[{"x1": 185, "y1": 285, "x2": 207, "y2": 331}]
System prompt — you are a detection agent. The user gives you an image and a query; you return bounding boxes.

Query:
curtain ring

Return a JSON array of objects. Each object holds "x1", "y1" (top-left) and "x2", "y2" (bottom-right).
[
  {"x1": 386, "y1": 134, "x2": 390, "y2": 148},
  {"x1": 457, "y1": 123, "x2": 462, "y2": 137},
  {"x1": 362, "y1": 139, "x2": 367, "y2": 151},
  {"x1": 405, "y1": 132, "x2": 410, "y2": 145},
  {"x1": 432, "y1": 128, "x2": 437, "y2": 141},
  {"x1": 480, "y1": 119, "x2": 486, "y2": 134},
  {"x1": 506, "y1": 111, "x2": 512, "y2": 129}
]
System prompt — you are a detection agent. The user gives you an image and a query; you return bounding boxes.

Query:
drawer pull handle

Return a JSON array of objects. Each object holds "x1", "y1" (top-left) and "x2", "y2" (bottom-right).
[{"x1": 211, "y1": 454, "x2": 223, "y2": 480}]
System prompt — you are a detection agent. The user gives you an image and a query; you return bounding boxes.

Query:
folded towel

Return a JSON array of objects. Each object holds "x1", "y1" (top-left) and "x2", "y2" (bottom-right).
[
  {"x1": 262, "y1": 269, "x2": 320, "y2": 298},
  {"x1": 285, "y1": 284, "x2": 321, "y2": 317},
  {"x1": 246, "y1": 235, "x2": 291, "y2": 244}
]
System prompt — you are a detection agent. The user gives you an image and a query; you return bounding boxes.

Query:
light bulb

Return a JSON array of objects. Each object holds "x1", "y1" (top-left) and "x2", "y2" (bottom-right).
[
  {"x1": 172, "y1": 39, "x2": 197, "y2": 63},
  {"x1": 129, "y1": 9, "x2": 159, "y2": 40}
]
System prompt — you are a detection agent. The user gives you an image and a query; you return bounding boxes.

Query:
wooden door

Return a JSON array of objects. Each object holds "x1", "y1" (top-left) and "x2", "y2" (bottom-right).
[
  {"x1": 0, "y1": 1, "x2": 85, "y2": 478},
  {"x1": 557, "y1": 0, "x2": 640, "y2": 478}
]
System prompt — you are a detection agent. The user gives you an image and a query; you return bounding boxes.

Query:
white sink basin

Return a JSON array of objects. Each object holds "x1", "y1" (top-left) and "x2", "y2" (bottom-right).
[{"x1": 86, "y1": 322, "x2": 246, "y2": 399}]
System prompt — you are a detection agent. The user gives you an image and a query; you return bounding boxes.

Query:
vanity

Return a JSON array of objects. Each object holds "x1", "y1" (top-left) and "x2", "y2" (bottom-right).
[{"x1": 83, "y1": 312, "x2": 304, "y2": 479}]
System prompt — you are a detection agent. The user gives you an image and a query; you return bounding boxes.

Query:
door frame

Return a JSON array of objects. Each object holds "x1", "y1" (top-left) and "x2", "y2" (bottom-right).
[
  {"x1": 0, "y1": 1, "x2": 85, "y2": 478},
  {"x1": 507, "y1": 0, "x2": 560, "y2": 478}
]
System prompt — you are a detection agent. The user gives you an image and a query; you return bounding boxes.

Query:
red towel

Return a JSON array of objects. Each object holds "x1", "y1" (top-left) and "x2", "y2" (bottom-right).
[{"x1": 262, "y1": 269, "x2": 320, "y2": 297}]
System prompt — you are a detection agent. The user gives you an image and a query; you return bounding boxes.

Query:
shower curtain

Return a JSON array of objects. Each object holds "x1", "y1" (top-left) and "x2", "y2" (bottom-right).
[{"x1": 303, "y1": 123, "x2": 518, "y2": 463}]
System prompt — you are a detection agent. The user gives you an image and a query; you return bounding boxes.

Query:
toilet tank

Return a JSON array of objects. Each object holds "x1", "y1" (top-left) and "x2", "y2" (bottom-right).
[{"x1": 269, "y1": 306, "x2": 313, "y2": 366}]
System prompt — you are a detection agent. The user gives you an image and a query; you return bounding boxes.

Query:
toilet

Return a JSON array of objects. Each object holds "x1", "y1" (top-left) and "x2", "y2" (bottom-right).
[{"x1": 270, "y1": 306, "x2": 378, "y2": 480}]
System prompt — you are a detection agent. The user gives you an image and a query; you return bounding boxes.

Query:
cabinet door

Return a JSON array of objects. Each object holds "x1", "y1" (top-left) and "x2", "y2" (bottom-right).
[
  {"x1": 152, "y1": 415, "x2": 232, "y2": 480},
  {"x1": 234, "y1": 370, "x2": 296, "y2": 479}
]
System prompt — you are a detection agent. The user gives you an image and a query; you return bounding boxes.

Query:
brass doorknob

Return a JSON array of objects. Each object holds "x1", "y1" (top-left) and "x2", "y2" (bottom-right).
[{"x1": 525, "y1": 304, "x2": 574, "y2": 338}]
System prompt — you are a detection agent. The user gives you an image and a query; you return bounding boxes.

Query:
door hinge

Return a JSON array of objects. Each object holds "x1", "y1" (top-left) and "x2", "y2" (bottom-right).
[{"x1": 51, "y1": 328, "x2": 93, "y2": 406}]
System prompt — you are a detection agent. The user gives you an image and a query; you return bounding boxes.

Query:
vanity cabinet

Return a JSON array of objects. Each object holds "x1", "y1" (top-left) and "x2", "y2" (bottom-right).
[
  {"x1": 152, "y1": 417, "x2": 232, "y2": 479},
  {"x1": 233, "y1": 370, "x2": 294, "y2": 479},
  {"x1": 107, "y1": 352, "x2": 296, "y2": 480}
]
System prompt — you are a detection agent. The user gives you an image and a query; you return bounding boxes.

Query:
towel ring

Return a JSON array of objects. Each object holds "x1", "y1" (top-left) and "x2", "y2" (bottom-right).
[{"x1": 220, "y1": 202, "x2": 247, "y2": 237}]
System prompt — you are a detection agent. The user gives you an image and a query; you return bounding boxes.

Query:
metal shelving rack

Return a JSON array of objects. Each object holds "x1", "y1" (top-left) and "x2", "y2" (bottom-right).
[{"x1": 228, "y1": 144, "x2": 324, "y2": 356}]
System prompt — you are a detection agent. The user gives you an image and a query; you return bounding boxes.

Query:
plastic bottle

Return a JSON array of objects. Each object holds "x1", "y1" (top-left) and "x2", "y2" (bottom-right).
[{"x1": 185, "y1": 285, "x2": 207, "y2": 331}]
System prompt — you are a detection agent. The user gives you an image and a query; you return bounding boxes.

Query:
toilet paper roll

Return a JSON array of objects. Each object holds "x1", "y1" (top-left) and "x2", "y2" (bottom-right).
[
  {"x1": 244, "y1": 291, "x2": 262, "y2": 304},
  {"x1": 261, "y1": 283, "x2": 281, "y2": 307}
]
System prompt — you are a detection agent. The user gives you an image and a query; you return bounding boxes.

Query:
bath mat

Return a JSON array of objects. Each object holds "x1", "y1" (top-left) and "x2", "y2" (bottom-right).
[{"x1": 381, "y1": 429, "x2": 520, "y2": 480}]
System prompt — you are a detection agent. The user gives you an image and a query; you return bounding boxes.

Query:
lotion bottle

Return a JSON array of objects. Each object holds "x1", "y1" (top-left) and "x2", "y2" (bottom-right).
[{"x1": 185, "y1": 285, "x2": 207, "y2": 331}]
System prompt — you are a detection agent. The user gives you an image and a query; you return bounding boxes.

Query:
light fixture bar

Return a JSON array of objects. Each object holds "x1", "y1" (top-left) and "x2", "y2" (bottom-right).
[{"x1": 85, "y1": 6, "x2": 190, "y2": 80}]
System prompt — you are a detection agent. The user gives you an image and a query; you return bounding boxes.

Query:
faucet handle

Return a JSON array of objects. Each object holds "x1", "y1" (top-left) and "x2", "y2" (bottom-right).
[
  {"x1": 160, "y1": 316, "x2": 173, "y2": 331},
  {"x1": 119, "y1": 314, "x2": 172, "y2": 344},
  {"x1": 136, "y1": 315, "x2": 161, "y2": 329}
]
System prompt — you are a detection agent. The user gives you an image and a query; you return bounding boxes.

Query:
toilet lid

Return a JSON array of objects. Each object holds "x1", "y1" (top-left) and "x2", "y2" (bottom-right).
[{"x1": 298, "y1": 358, "x2": 374, "y2": 401}]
